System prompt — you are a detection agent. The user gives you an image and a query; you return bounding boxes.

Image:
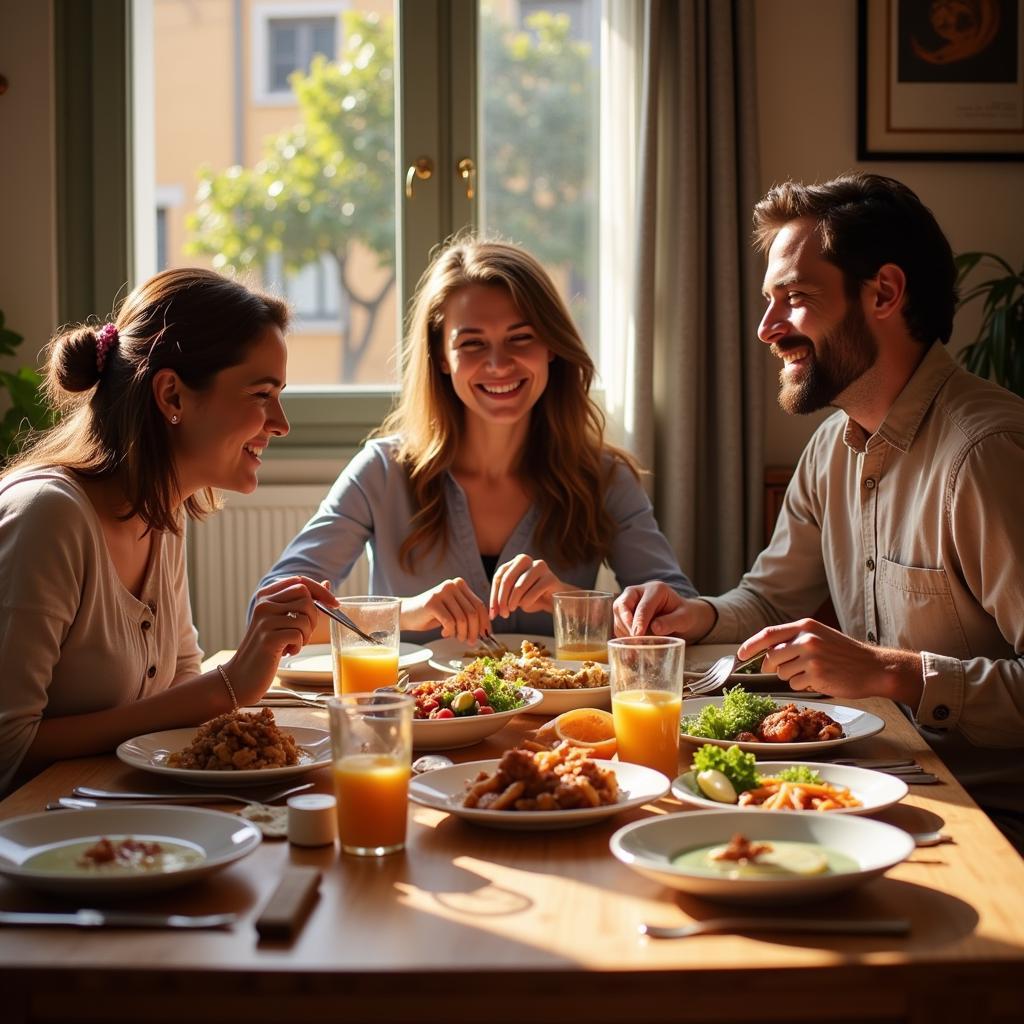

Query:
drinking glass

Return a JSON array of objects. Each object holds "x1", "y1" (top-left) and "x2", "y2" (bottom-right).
[
  {"x1": 553, "y1": 590, "x2": 613, "y2": 662},
  {"x1": 328, "y1": 692, "x2": 414, "y2": 856},
  {"x1": 329, "y1": 596, "x2": 401, "y2": 695},
  {"x1": 607, "y1": 636, "x2": 686, "y2": 781}
]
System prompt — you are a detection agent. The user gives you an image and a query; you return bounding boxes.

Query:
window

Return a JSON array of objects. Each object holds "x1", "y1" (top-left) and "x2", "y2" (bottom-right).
[
  {"x1": 267, "y1": 17, "x2": 336, "y2": 94},
  {"x1": 251, "y1": 3, "x2": 343, "y2": 105},
  {"x1": 118, "y1": 0, "x2": 620, "y2": 452}
]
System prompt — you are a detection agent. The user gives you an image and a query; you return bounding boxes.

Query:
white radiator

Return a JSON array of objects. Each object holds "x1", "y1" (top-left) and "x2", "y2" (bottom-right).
[{"x1": 188, "y1": 485, "x2": 369, "y2": 654}]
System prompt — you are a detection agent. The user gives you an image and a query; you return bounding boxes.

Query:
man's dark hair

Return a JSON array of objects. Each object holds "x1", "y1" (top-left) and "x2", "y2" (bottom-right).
[{"x1": 753, "y1": 172, "x2": 957, "y2": 345}]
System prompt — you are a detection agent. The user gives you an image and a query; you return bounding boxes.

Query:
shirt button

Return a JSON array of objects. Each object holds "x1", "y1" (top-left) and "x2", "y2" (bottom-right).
[
  {"x1": 147, "y1": 665, "x2": 157, "y2": 678},
  {"x1": 933, "y1": 705, "x2": 950, "y2": 721},
  {"x1": 867, "y1": 631, "x2": 876, "y2": 643},
  {"x1": 866, "y1": 558, "x2": 875, "y2": 571},
  {"x1": 864, "y1": 478, "x2": 876, "y2": 490},
  {"x1": 141, "y1": 621, "x2": 151, "y2": 631}
]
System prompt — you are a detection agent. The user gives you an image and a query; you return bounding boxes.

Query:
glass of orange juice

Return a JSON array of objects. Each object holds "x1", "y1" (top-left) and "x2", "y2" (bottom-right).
[
  {"x1": 607, "y1": 636, "x2": 685, "y2": 781},
  {"x1": 553, "y1": 590, "x2": 613, "y2": 662},
  {"x1": 328, "y1": 691, "x2": 413, "y2": 856},
  {"x1": 329, "y1": 596, "x2": 401, "y2": 696}
]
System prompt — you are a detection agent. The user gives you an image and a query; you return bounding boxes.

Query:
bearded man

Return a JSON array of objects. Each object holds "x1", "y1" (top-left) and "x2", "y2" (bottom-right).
[{"x1": 616, "y1": 172, "x2": 1024, "y2": 847}]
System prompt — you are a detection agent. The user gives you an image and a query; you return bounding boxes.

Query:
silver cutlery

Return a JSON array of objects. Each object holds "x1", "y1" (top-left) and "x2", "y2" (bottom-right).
[
  {"x1": 412, "y1": 754, "x2": 454, "y2": 774},
  {"x1": 0, "y1": 909, "x2": 237, "y2": 930},
  {"x1": 641, "y1": 916, "x2": 911, "y2": 940},
  {"x1": 65, "y1": 782, "x2": 313, "y2": 807},
  {"x1": 686, "y1": 653, "x2": 770, "y2": 695},
  {"x1": 825, "y1": 757, "x2": 918, "y2": 769},
  {"x1": 912, "y1": 830, "x2": 954, "y2": 847},
  {"x1": 313, "y1": 600, "x2": 384, "y2": 646}
]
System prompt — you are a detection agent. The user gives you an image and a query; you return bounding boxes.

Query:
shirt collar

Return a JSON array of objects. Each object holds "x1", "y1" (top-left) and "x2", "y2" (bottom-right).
[{"x1": 842, "y1": 342, "x2": 957, "y2": 455}]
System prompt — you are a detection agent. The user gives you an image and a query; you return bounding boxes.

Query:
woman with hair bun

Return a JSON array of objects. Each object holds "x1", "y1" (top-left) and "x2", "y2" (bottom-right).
[
  {"x1": 0, "y1": 267, "x2": 333, "y2": 792},
  {"x1": 258, "y1": 238, "x2": 694, "y2": 643}
]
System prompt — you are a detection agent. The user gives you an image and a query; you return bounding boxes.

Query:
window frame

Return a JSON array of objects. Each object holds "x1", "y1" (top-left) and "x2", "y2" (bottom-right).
[{"x1": 251, "y1": 2, "x2": 345, "y2": 107}]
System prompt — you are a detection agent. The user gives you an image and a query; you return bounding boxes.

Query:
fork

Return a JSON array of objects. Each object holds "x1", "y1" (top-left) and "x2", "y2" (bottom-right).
[
  {"x1": 477, "y1": 630, "x2": 505, "y2": 655},
  {"x1": 686, "y1": 653, "x2": 768, "y2": 695},
  {"x1": 641, "y1": 916, "x2": 911, "y2": 939},
  {"x1": 313, "y1": 600, "x2": 384, "y2": 645},
  {"x1": 66, "y1": 782, "x2": 314, "y2": 807}
]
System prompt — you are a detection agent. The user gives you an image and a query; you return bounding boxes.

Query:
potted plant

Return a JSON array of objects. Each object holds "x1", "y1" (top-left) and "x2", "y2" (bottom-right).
[
  {"x1": 0, "y1": 308, "x2": 55, "y2": 464},
  {"x1": 955, "y1": 252, "x2": 1024, "y2": 398}
]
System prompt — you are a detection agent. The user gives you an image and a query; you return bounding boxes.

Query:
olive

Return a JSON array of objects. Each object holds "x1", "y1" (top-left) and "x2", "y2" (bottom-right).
[{"x1": 451, "y1": 690, "x2": 478, "y2": 715}]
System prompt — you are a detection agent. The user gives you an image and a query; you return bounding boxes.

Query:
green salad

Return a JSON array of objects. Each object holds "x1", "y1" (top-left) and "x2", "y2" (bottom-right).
[
  {"x1": 690, "y1": 743, "x2": 823, "y2": 798},
  {"x1": 680, "y1": 685, "x2": 779, "y2": 740}
]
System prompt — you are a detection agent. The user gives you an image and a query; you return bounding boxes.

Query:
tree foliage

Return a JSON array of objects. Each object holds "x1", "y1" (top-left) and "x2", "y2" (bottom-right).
[{"x1": 188, "y1": 9, "x2": 593, "y2": 381}]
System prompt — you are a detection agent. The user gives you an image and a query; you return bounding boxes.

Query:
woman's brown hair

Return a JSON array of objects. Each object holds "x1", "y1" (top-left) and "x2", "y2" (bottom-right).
[
  {"x1": 378, "y1": 237, "x2": 638, "y2": 571},
  {"x1": 2, "y1": 267, "x2": 289, "y2": 533}
]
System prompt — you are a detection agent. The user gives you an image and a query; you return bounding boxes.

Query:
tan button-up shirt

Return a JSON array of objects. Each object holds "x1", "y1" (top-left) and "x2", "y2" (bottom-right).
[{"x1": 704, "y1": 343, "x2": 1024, "y2": 814}]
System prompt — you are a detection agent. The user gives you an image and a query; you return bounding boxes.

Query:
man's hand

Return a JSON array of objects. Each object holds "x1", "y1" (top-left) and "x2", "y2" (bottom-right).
[
  {"x1": 737, "y1": 619, "x2": 923, "y2": 705},
  {"x1": 613, "y1": 582, "x2": 716, "y2": 639}
]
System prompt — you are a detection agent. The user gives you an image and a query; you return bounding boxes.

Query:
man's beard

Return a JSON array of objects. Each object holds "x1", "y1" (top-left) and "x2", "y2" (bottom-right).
[{"x1": 774, "y1": 301, "x2": 878, "y2": 415}]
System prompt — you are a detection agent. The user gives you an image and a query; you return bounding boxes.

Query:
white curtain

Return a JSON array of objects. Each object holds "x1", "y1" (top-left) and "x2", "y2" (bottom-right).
[{"x1": 601, "y1": 0, "x2": 764, "y2": 593}]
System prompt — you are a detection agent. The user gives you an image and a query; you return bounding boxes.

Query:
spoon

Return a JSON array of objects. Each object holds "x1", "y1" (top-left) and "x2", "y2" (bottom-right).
[
  {"x1": 912, "y1": 830, "x2": 954, "y2": 847},
  {"x1": 412, "y1": 754, "x2": 454, "y2": 774}
]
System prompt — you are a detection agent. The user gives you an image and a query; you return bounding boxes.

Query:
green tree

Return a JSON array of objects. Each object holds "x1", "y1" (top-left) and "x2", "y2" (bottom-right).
[
  {"x1": 188, "y1": 9, "x2": 593, "y2": 381},
  {"x1": 188, "y1": 11, "x2": 395, "y2": 381}
]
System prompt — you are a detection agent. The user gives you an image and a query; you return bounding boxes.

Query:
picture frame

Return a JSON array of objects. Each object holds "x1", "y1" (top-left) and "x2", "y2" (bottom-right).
[{"x1": 858, "y1": 0, "x2": 1024, "y2": 161}]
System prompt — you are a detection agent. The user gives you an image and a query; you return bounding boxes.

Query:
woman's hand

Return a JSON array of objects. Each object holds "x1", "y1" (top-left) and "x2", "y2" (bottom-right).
[
  {"x1": 227, "y1": 576, "x2": 335, "y2": 704},
  {"x1": 401, "y1": 578, "x2": 491, "y2": 642},
  {"x1": 489, "y1": 555, "x2": 566, "y2": 620}
]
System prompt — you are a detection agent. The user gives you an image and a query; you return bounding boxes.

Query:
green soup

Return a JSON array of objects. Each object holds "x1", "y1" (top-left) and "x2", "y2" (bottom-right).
[
  {"x1": 672, "y1": 839, "x2": 859, "y2": 879},
  {"x1": 24, "y1": 835, "x2": 205, "y2": 875}
]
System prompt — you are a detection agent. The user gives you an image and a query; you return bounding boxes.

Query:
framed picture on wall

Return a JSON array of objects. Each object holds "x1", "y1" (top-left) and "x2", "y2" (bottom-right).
[{"x1": 858, "y1": 0, "x2": 1024, "y2": 160}]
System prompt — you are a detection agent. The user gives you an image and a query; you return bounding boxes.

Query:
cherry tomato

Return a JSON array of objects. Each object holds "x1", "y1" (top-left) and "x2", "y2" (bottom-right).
[
  {"x1": 434, "y1": 708, "x2": 455, "y2": 720},
  {"x1": 477, "y1": 704, "x2": 494, "y2": 715}
]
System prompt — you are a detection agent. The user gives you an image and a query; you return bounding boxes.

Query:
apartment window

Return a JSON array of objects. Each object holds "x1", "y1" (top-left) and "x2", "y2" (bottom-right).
[
  {"x1": 251, "y1": 4, "x2": 343, "y2": 105},
  {"x1": 267, "y1": 17, "x2": 336, "y2": 93}
]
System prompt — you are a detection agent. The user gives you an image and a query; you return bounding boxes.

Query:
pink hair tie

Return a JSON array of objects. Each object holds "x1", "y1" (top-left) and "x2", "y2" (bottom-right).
[{"x1": 95, "y1": 323, "x2": 119, "y2": 373}]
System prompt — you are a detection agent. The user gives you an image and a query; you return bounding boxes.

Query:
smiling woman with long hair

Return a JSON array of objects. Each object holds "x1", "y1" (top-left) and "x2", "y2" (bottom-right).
[
  {"x1": 258, "y1": 238, "x2": 694, "y2": 642},
  {"x1": 0, "y1": 268, "x2": 333, "y2": 792}
]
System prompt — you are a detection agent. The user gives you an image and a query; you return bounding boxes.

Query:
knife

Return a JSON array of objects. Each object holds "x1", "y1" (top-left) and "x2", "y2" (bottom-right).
[{"x1": 0, "y1": 909, "x2": 237, "y2": 929}]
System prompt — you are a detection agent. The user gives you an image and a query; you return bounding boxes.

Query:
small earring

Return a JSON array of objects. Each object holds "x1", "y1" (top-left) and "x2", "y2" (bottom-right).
[{"x1": 171, "y1": 415, "x2": 179, "y2": 424}]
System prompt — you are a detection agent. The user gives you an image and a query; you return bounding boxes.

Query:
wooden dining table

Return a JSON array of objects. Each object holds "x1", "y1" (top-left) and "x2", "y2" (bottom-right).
[{"x1": 2, "y1": 654, "x2": 1023, "y2": 1024}]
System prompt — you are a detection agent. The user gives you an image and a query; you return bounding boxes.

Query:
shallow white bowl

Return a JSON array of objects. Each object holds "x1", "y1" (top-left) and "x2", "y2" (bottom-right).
[
  {"x1": 609, "y1": 809, "x2": 914, "y2": 906},
  {"x1": 0, "y1": 805, "x2": 261, "y2": 897},
  {"x1": 390, "y1": 685, "x2": 544, "y2": 750}
]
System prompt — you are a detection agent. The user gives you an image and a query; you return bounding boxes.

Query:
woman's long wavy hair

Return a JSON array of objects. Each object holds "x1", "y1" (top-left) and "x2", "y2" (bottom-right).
[
  {"x1": 378, "y1": 238, "x2": 639, "y2": 572},
  {"x1": 2, "y1": 268, "x2": 289, "y2": 533}
]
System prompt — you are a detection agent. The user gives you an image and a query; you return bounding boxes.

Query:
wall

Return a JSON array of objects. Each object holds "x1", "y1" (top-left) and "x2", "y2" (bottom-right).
[
  {"x1": 754, "y1": 0, "x2": 1024, "y2": 466},
  {"x1": 0, "y1": 1, "x2": 56, "y2": 375}
]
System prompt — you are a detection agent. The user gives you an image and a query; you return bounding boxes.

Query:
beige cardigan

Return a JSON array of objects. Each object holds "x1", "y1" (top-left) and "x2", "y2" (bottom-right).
[{"x1": 0, "y1": 469, "x2": 202, "y2": 791}]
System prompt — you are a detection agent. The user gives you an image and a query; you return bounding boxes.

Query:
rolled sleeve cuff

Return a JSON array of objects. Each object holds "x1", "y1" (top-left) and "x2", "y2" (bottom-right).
[
  {"x1": 915, "y1": 651, "x2": 965, "y2": 730},
  {"x1": 696, "y1": 598, "x2": 736, "y2": 644}
]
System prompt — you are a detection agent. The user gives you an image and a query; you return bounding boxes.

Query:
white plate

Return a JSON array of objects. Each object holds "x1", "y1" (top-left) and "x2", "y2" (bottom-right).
[
  {"x1": 685, "y1": 643, "x2": 776, "y2": 691},
  {"x1": 427, "y1": 633, "x2": 556, "y2": 675},
  {"x1": 410, "y1": 758, "x2": 669, "y2": 829},
  {"x1": 0, "y1": 805, "x2": 261, "y2": 897},
  {"x1": 405, "y1": 686, "x2": 544, "y2": 750},
  {"x1": 276, "y1": 642, "x2": 433, "y2": 686},
  {"x1": 680, "y1": 697, "x2": 884, "y2": 755},
  {"x1": 672, "y1": 761, "x2": 908, "y2": 816},
  {"x1": 609, "y1": 810, "x2": 914, "y2": 906},
  {"x1": 116, "y1": 726, "x2": 332, "y2": 787}
]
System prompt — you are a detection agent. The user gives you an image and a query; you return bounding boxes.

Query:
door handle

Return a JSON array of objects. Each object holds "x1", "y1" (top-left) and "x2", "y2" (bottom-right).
[
  {"x1": 457, "y1": 158, "x2": 476, "y2": 200},
  {"x1": 405, "y1": 157, "x2": 434, "y2": 199}
]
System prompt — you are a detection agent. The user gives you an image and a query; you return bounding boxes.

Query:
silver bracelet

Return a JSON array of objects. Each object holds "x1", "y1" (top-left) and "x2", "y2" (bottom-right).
[{"x1": 217, "y1": 663, "x2": 239, "y2": 711}]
